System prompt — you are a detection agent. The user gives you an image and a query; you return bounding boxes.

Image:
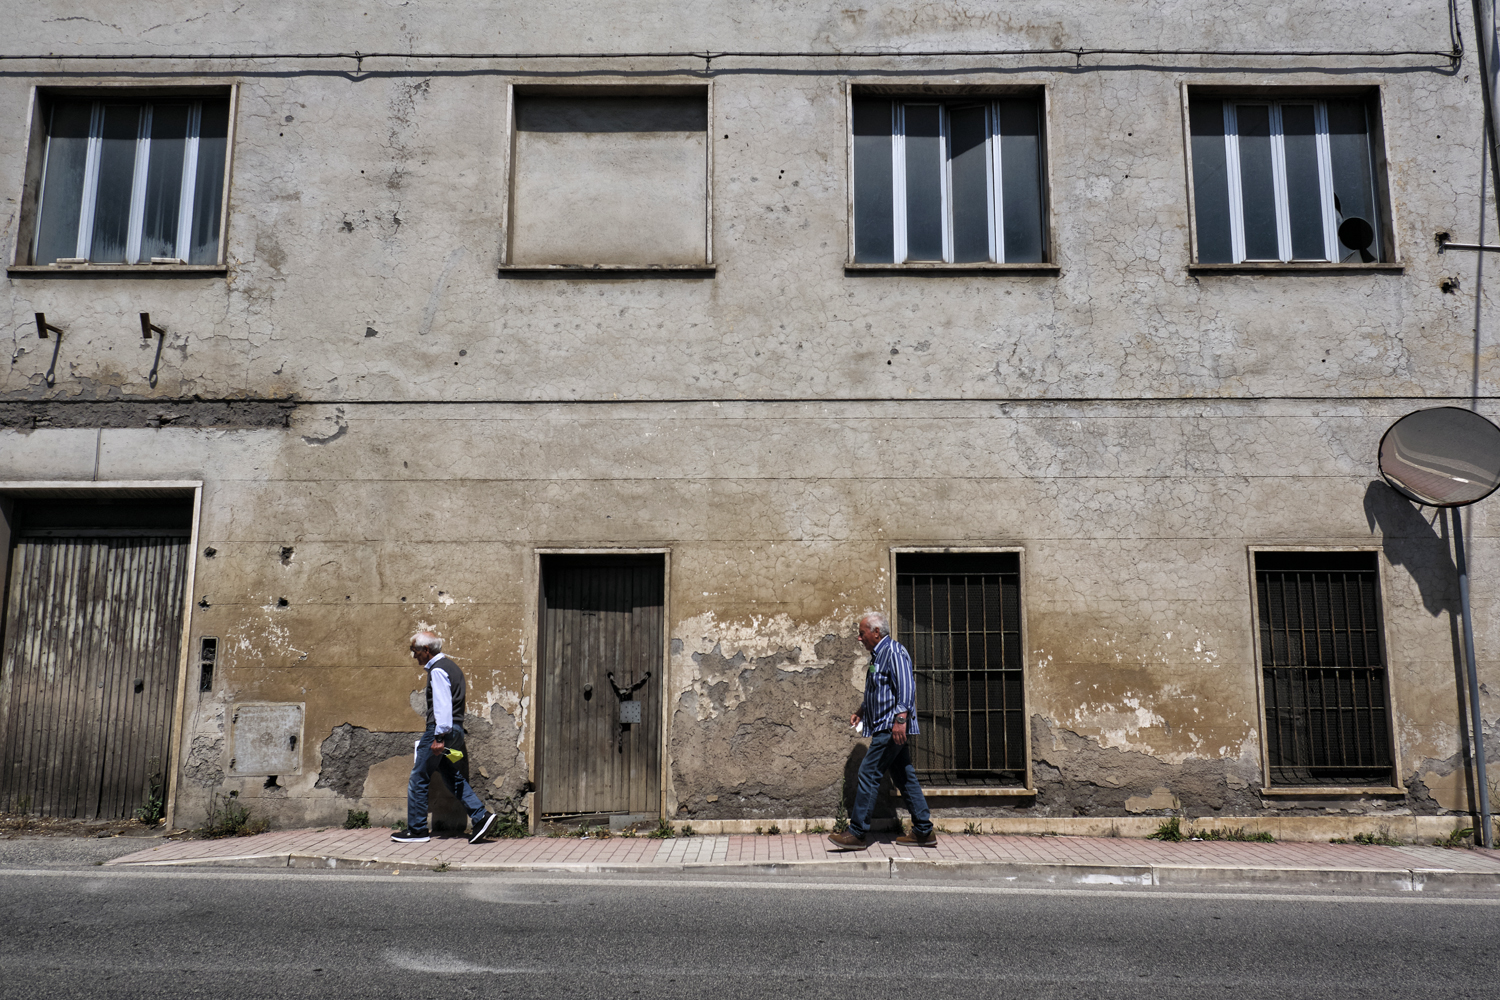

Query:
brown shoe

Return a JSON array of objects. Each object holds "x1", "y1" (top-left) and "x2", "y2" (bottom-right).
[
  {"x1": 827, "y1": 831, "x2": 869, "y2": 851},
  {"x1": 895, "y1": 830, "x2": 939, "y2": 847}
]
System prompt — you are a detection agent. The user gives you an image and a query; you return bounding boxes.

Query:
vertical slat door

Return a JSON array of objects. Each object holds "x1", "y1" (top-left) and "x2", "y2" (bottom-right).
[
  {"x1": 0, "y1": 536, "x2": 188, "y2": 818},
  {"x1": 539, "y1": 556, "x2": 663, "y2": 816}
]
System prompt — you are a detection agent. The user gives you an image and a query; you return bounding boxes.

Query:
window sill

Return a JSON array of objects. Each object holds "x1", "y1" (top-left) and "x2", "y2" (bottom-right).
[
  {"x1": 1188, "y1": 262, "x2": 1404, "y2": 275},
  {"x1": 845, "y1": 261, "x2": 1059, "y2": 274},
  {"x1": 1260, "y1": 786, "x2": 1406, "y2": 797},
  {"x1": 917, "y1": 787, "x2": 1036, "y2": 797},
  {"x1": 498, "y1": 263, "x2": 715, "y2": 276},
  {"x1": 8, "y1": 263, "x2": 228, "y2": 276}
]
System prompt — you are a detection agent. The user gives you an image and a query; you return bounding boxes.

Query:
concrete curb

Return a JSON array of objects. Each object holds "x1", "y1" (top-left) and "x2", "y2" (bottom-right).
[{"x1": 108, "y1": 850, "x2": 1500, "y2": 891}]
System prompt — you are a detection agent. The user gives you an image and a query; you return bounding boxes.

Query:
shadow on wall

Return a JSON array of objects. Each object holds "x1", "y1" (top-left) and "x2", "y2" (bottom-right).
[
  {"x1": 1365, "y1": 479, "x2": 1476, "y2": 801},
  {"x1": 1363, "y1": 479, "x2": 1458, "y2": 616}
]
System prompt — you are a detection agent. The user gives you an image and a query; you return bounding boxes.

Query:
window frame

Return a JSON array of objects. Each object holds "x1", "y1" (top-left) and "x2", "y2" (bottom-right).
[
  {"x1": 887, "y1": 546, "x2": 1035, "y2": 796},
  {"x1": 498, "y1": 82, "x2": 715, "y2": 274},
  {"x1": 1245, "y1": 546, "x2": 1405, "y2": 796},
  {"x1": 9, "y1": 84, "x2": 238, "y2": 275},
  {"x1": 1182, "y1": 84, "x2": 1400, "y2": 273},
  {"x1": 846, "y1": 83, "x2": 1058, "y2": 273}
]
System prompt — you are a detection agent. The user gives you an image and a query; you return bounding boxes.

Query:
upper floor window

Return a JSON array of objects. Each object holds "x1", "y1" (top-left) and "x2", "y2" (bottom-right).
[
  {"x1": 852, "y1": 94, "x2": 1048, "y2": 264},
  {"x1": 29, "y1": 95, "x2": 230, "y2": 266},
  {"x1": 505, "y1": 88, "x2": 710, "y2": 269},
  {"x1": 1189, "y1": 95, "x2": 1387, "y2": 264}
]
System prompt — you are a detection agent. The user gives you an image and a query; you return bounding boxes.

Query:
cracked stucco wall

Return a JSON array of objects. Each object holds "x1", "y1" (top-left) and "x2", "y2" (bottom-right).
[{"x1": 0, "y1": 3, "x2": 1497, "y2": 828}]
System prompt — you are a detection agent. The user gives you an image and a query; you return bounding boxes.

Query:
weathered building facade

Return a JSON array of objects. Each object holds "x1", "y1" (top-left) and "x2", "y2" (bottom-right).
[{"x1": 1, "y1": 2, "x2": 1497, "y2": 841}]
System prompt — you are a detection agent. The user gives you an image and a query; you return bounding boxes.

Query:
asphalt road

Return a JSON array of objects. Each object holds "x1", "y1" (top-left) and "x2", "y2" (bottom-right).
[{"x1": 1, "y1": 864, "x2": 1497, "y2": 999}]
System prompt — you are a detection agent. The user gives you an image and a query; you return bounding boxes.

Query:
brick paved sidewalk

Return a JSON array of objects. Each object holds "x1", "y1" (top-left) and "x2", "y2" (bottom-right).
[{"x1": 106, "y1": 827, "x2": 1500, "y2": 888}]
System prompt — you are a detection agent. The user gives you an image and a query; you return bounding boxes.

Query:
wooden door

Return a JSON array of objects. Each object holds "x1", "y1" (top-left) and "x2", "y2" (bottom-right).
[
  {"x1": 0, "y1": 535, "x2": 189, "y2": 819},
  {"x1": 538, "y1": 555, "x2": 663, "y2": 817}
]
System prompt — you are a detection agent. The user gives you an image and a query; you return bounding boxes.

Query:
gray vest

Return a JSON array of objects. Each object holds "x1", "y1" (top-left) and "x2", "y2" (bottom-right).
[{"x1": 424, "y1": 656, "x2": 467, "y2": 731}]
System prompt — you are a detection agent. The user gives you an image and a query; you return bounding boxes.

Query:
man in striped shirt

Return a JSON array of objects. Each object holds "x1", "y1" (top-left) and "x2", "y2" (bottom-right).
[{"x1": 829, "y1": 612, "x2": 938, "y2": 850}]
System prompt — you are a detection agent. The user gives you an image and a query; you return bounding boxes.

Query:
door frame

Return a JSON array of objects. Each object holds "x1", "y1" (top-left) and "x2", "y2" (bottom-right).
[
  {"x1": 0, "y1": 481, "x2": 202, "y2": 827},
  {"x1": 527, "y1": 547, "x2": 671, "y2": 830}
]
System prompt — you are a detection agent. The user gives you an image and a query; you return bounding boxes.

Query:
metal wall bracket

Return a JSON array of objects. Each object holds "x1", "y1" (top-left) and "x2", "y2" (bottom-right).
[
  {"x1": 1436, "y1": 234, "x2": 1500, "y2": 253},
  {"x1": 141, "y1": 312, "x2": 168, "y2": 387},
  {"x1": 33, "y1": 313, "x2": 64, "y2": 386},
  {"x1": 34, "y1": 312, "x2": 63, "y2": 339}
]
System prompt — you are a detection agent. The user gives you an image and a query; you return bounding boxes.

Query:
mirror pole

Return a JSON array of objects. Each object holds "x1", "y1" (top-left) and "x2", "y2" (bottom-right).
[{"x1": 1454, "y1": 505, "x2": 1494, "y2": 848}]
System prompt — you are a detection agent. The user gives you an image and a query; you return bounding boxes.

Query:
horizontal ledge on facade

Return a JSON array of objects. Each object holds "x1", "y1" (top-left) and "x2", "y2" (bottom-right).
[
  {"x1": 923, "y1": 787, "x2": 1036, "y2": 797},
  {"x1": 7, "y1": 264, "x2": 228, "y2": 276},
  {"x1": 497, "y1": 264, "x2": 715, "y2": 276},
  {"x1": 1259, "y1": 786, "x2": 1407, "y2": 797},
  {"x1": 844, "y1": 261, "x2": 1060, "y2": 274},
  {"x1": 1187, "y1": 262, "x2": 1405, "y2": 275}
]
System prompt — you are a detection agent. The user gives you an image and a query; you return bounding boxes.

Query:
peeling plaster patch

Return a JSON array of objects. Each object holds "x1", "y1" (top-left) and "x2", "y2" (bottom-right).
[
  {"x1": 670, "y1": 610, "x2": 861, "y2": 723},
  {"x1": 300, "y1": 406, "x2": 347, "y2": 445},
  {"x1": 1124, "y1": 786, "x2": 1177, "y2": 813},
  {"x1": 1031, "y1": 717, "x2": 1263, "y2": 818},
  {"x1": 182, "y1": 734, "x2": 226, "y2": 787},
  {"x1": 315, "y1": 724, "x2": 420, "y2": 799}
]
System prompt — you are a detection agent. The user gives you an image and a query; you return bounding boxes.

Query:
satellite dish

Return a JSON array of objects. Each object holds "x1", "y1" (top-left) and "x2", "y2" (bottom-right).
[{"x1": 1378, "y1": 406, "x2": 1500, "y2": 506}]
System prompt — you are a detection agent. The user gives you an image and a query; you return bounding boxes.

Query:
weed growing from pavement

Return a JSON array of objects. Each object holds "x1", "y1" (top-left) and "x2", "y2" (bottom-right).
[
  {"x1": 1332, "y1": 827, "x2": 1403, "y2": 846},
  {"x1": 1148, "y1": 817, "x2": 1186, "y2": 842},
  {"x1": 488, "y1": 793, "x2": 529, "y2": 839},
  {"x1": 135, "y1": 762, "x2": 165, "y2": 824},
  {"x1": 833, "y1": 780, "x2": 850, "y2": 834},
  {"x1": 1193, "y1": 827, "x2": 1275, "y2": 843},
  {"x1": 646, "y1": 818, "x2": 676, "y2": 839},
  {"x1": 1434, "y1": 827, "x2": 1475, "y2": 848},
  {"x1": 679, "y1": 824, "x2": 695, "y2": 837},
  {"x1": 199, "y1": 790, "x2": 269, "y2": 838},
  {"x1": 766, "y1": 823, "x2": 781, "y2": 836},
  {"x1": 344, "y1": 810, "x2": 370, "y2": 829},
  {"x1": 962, "y1": 821, "x2": 983, "y2": 835},
  {"x1": 807, "y1": 823, "x2": 828, "y2": 834},
  {"x1": 431, "y1": 861, "x2": 451, "y2": 873},
  {"x1": 392, "y1": 820, "x2": 407, "y2": 833}
]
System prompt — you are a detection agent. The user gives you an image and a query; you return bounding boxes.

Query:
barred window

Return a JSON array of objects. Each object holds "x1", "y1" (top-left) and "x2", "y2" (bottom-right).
[
  {"x1": 1255, "y1": 552, "x2": 1394, "y2": 787},
  {"x1": 896, "y1": 552, "x2": 1026, "y2": 787}
]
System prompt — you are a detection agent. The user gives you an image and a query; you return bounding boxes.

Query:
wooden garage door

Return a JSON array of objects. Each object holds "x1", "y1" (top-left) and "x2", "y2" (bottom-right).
[
  {"x1": 538, "y1": 555, "x2": 663, "y2": 817},
  {"x1": 0, "y1": 534, "x2": 189, "y2": 819}
]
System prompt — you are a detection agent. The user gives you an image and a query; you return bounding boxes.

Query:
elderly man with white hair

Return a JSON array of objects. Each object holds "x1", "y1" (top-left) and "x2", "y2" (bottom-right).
[
  {"x1": 828, "y1": 611, "x2": 938, "y2": 850},
  {"x1": 392, "y1": 631, "x2": 496, "y2": 844}
]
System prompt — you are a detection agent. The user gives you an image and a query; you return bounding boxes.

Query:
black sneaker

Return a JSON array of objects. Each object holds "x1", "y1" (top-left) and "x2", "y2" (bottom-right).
[
  {"x1": 469, "y1": 813, "x2": 497, "y2": 844},
  {"x1": 391, "y1": 830, "x2": 430, "y2": 843}
]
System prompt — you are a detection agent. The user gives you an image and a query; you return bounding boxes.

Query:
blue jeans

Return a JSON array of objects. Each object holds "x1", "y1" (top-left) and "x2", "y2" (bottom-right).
[
  {"x1": 407, "y1": 727, "x2": 488, "y2": 833},
  {"x1": 849, "y1": 730, "x2": 933, "y2": 840}
]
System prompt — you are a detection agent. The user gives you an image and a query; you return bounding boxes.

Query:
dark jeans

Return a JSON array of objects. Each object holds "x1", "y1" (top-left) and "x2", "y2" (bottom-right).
[
  {"x1": 407, "y1": 726, "x2": 487, "y2": 834},
  {"x1": 848, "y1": 729, "x2": 933, "y2": 840}
]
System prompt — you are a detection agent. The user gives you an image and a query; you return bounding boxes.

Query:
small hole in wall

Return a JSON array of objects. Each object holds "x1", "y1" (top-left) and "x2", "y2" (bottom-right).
[
  {"x1": 277, "y1": 597, "x2": 289, "y2": 608},
  {"x1": 203, "y1": 547, "x2": 217, "y2": 558},
  {"x1": 281, "y1": 546, "x2": 294, "y2": 565},
  {"x1": 264, "y1": 775, "x2": 280, "y2": 789},
  {"x1": 133, "y1": 679, "x2": 144, "y2": 694}
]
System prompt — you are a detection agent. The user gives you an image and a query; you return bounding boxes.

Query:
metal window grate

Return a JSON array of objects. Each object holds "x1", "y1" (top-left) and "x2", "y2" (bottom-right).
[
  {"x1": 1255, "y1": 552, "x2": 1393, "y2": 786},
  {"x1": 896, "y1": 553, "x2": 1026, "y2": 786}
]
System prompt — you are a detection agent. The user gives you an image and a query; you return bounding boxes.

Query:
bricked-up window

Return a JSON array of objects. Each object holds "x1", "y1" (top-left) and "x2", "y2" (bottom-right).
[
  {"x1": 30, "y1": 96, "x2": 230, "y2": 265},
  {"x1": 1255, "y1": 552, "x2": 1395, "y2": 787},
  {"x1": 508, "y1": 91, "x2": 708, "y2": 267},
  {"x1": 896, "y1": 552, "x2": 1026, "y2": 787}
]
